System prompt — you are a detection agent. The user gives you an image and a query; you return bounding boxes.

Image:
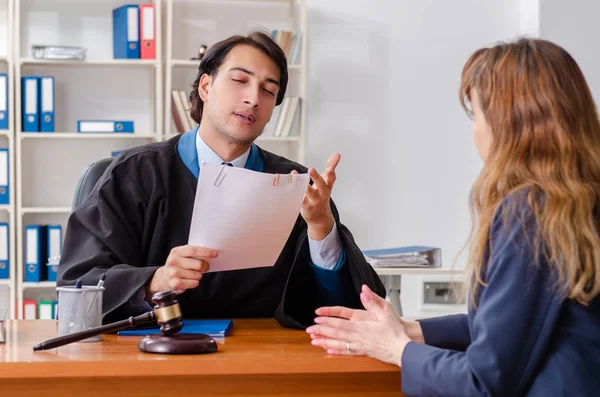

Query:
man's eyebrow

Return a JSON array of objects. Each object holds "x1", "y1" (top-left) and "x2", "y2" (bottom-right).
[{"x1": 228, "y1": 67, "x2": 280, "y2": 87}]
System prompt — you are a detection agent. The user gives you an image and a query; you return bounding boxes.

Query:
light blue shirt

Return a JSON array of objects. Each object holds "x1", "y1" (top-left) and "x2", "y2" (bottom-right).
[{"x1": 196, "y1": 133, "x2": 343, "y2": 269}]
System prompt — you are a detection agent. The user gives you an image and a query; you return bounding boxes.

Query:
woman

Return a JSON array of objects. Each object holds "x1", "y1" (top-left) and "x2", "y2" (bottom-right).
[{"x1": 306, "y1": 38, "x2": 600, "y2": 396}]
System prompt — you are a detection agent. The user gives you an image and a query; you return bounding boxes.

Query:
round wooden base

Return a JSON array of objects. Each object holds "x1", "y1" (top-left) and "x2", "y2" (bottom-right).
[{"x1": 138, "y1": 333, "x2": 218, "y2": 354}]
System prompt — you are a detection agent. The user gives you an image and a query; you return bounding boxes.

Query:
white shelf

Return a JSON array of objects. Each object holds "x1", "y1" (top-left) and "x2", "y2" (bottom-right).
[
  {"x1": 20, "y1": 58, "x2": 160, "y2": 68},
  {"x1": 170, "y1": 59, "x2": 302, "y2": 70},
  {"x1": 0, "y1": 130, "x2": 11, "y2": 137},
  {"x1": 0, "y1": 279, "x2": 12, "y2": 287},
  {"x1": 21, "y1": 207, "x2": 72, "y2": 215},
  {"x1": 373, "y1": 267, "x2": 465, "y2": 277},
  {"x1": 22, "y1": 281, "x2": 56, "y2": 289},
  {"x1": 20, "y1": 133, "x2": 157, "y2": 139},
  {"x1": 0, "y1": 205, "x2": 10, "y2": 212}
]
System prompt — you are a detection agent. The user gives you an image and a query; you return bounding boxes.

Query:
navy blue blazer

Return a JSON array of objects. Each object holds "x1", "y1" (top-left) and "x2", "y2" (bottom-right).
[{"x1": 401, "y1": 196, "x2": 600, "y2": 396}]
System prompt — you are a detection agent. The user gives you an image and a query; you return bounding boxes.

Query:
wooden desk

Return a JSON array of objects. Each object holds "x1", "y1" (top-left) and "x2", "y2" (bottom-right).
[{"x1": 1, "y1": 319, "x2": 405, "y2": 397}]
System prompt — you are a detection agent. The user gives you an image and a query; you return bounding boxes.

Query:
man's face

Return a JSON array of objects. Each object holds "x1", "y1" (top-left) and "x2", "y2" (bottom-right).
[{"x1": 199, "y1": 44, "x2": 281, "y2": 145}]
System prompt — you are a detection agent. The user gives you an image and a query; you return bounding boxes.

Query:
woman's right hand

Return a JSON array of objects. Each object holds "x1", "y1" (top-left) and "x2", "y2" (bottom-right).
[{"x1": 314, "y1": 304, "x2": 425, "y2": 344}]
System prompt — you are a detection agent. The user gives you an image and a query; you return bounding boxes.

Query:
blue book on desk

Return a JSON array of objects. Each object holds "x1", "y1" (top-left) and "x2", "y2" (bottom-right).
[{"x1": 118, "y1": 319, "x2": 233, "y2": 338}]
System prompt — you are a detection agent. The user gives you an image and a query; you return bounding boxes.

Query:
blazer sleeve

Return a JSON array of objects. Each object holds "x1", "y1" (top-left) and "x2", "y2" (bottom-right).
[
  {"x1": 418, "y1": 314, "x2": 471, "y2": 351},
  {"x1": 400, "y1": 199, "x2": 564, "y2": 397}
]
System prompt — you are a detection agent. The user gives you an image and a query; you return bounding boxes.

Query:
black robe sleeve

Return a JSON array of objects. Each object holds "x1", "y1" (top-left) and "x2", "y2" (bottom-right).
[
  {"x1": 57, "y1": 160, "x2": 160, "y2": 323},
  {"x1": 275, "y1": 199, "x2": 386, "y2": 329}
]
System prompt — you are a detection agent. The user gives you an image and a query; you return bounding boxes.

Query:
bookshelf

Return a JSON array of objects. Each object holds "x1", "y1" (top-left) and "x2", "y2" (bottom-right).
[
  {"x1": 163, "y1": 0, "x2": 307, "y2": 163},
  {"x1": 0, "y1": 0, "x2": 15, "y2": 320},
  {"x1": 0, "y1": 0, "x2": 307, "y2": 319},
  {"x1": 13, "y1": 0, "x2": 163, "y2": 319}
]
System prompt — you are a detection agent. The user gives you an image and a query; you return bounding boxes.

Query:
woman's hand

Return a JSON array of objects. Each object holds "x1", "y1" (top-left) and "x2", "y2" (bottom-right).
[{"x1": 306, "y1": 285, "x2": 413, "y2": 367}]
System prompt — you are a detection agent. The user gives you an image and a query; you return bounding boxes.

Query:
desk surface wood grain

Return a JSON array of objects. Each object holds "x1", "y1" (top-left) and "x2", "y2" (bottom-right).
[{"x1": 1, "y1": 319, "x2": 405, "y2": 397}]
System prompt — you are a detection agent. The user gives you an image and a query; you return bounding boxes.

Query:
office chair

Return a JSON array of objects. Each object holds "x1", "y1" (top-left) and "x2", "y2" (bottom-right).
[{"x1": 71, "y1": 158, "x2": 114, "y2": 211}]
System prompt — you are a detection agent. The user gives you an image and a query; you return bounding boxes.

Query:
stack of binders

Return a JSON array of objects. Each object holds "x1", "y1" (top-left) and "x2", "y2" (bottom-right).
[
  {"x1": 24, "y1": 225, "x2": 62, "y2": 283},
  {"x1": 113, "y1": 4, "x2": 156, "y2": 60},
  {"x1": 22, "y1": 300, "x2": 58, "y2": 320},
  {"x1": 21, "y1": 76, "x2": 55, "y2": 133},
  {"x1": 363, "y1": 246, "x2": 442, "y2": 268}
]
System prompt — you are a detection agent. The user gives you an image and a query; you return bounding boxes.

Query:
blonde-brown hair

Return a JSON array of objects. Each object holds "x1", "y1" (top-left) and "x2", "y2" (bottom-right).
[{"x1": 460, "y1": 38, "x2": 600, "y2": 306}]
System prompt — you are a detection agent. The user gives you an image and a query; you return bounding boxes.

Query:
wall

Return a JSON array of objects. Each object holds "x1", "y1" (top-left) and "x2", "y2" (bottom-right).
[
  {"x1": 305, "y1": 0, "x2": 522, "y2": 316},
  {"x1": 540, "y1": 0, "x2": 600, "y2": 103}
]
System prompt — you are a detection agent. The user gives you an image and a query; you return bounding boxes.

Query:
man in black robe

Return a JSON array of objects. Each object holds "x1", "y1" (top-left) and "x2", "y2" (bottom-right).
[{"x1": 57, "y1": 31, "x2": 385, "y2": 329}]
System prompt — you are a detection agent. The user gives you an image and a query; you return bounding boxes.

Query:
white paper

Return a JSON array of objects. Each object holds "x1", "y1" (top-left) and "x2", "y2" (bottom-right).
[{"x1": 188, "y1": 162, "x2": 310, "y2": 272}]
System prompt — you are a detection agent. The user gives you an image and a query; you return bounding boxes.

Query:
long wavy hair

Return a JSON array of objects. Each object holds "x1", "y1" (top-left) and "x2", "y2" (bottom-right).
[{"x1": 460, "y1": 38, "x2": 600, "y2": 306}]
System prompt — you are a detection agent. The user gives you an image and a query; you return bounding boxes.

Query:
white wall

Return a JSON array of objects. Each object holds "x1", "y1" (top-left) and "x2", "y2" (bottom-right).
[
  {"x1": 305, "y1": 0, "x2": 522, "y2": 316},
  {"x1": 539, "y1": 0, "x2": 600, "y2": 104}
]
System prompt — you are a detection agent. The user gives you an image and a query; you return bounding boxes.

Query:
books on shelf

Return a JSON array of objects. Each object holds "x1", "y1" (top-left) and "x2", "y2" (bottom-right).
[
  {"x1": 363, "y1": 246, "x2": 442, "y2": 268},
  {"x1": 171, "y1": 89, "x2": 197, "y2": 133},
  {"x1": 271, "y1": 30, "x2": 302, "y2": 65},
  {"x1": 263, "y1": 96, "x2": 301, "y2": 138}
]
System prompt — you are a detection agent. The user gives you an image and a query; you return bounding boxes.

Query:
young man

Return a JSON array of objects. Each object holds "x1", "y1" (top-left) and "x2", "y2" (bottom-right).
[{"x1": 57, "y1": 31, "x2": 385, "y2": 329}]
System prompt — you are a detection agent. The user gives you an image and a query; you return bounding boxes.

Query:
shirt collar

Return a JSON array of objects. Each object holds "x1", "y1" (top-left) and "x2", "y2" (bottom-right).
[{"x1": 195, "y1": 131, "x2": 251, "y2": 170}]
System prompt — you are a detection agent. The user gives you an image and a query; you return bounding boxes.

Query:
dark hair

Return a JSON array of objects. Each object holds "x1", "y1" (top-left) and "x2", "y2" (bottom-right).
[{"x1": 189, "y1": 30, "x2": 289, "y2": 124}]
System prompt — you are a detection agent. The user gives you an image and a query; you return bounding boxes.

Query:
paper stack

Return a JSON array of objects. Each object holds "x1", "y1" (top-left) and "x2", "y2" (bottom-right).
[{"x1": 363, "y1": 246, "x2": 441, "y2": 268}]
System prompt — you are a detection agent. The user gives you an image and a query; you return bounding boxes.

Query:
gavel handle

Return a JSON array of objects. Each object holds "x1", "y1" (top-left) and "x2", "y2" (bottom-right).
[{"x1": 33, "y1": 311, "x2": 156, "y2": 351}]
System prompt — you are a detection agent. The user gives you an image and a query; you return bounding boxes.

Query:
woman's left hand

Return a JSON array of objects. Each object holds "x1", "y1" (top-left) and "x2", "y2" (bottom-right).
[{"x1": 306, "y1": 285, "x2": 412, "y2": 367}]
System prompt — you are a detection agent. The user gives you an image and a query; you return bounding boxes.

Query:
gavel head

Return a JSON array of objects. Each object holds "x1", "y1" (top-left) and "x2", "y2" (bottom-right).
[{"x1": 151, "y1": 291, "x2": 184, "y2": 336}]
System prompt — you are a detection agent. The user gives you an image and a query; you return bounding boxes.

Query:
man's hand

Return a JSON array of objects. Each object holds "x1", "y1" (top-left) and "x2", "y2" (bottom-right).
[
  {"x1": 146, "y1": 245, "x2": 218, "y2": 298},
  {"x1": 292, "y1": 153, "x2": 341, "y2": 240}
]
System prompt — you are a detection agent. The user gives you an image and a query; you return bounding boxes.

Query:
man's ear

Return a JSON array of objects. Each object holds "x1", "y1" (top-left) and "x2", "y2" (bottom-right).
[{"x1": 198, "y1": 73, "x2": 212, "y2": 102}]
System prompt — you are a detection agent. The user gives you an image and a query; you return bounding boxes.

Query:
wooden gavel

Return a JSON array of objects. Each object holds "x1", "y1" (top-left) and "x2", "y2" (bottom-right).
[{"x1": 33, "y1": 291, "x2": 217, "y2": 354}]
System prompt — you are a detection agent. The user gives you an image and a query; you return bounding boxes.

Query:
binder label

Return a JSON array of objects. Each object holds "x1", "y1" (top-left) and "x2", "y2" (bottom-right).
[
  {"x1": 25, "y1": 79, "x2": 37, "y2": 114},
  {"x1": 127, "y1": 7, "x2": 139, "y2": 42},
  {"x1": 42, "y1": 77, "x2": 54, "y2": 112},
  {"x1": 26, "y1": 228, "x2": 38, "y2": 264},
  {"x1": 142, "y1": 7, "x2": 154, "y2": 40}
]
